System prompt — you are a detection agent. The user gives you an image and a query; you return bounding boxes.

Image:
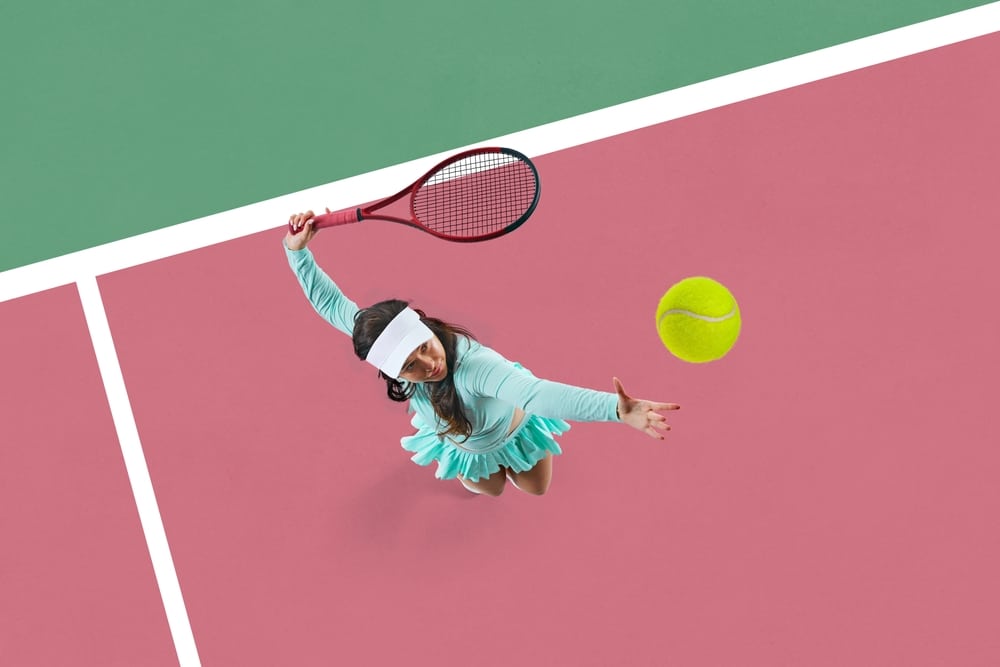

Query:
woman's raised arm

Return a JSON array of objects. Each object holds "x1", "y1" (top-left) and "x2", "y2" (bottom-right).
[{"x1": 284, "y1": 210, "x2": 360, "y2": 338}]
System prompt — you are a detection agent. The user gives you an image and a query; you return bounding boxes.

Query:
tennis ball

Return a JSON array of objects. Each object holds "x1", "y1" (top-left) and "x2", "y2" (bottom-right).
[{"x1": 656, "y1": 276, "x2": 741, "y2": 363}]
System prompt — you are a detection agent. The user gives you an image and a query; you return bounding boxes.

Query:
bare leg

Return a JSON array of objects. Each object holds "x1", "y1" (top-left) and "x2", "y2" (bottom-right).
[
  {"x1": 506, "y1": 453, "x2": 553, "y2": 496},
  {"x1": 457, "y1": 467, "x2": 507, "y2": 497}
]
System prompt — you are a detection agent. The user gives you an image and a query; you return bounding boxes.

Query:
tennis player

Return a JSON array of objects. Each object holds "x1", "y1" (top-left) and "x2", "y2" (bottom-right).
[{"x1": 285, "y1": 210, "x2": 679, "y2": 497}]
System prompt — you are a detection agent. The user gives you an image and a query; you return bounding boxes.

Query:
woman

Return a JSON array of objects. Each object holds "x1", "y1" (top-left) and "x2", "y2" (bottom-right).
[{"x1": 285, "y1": 210, "x2": 680, "y2": 497}]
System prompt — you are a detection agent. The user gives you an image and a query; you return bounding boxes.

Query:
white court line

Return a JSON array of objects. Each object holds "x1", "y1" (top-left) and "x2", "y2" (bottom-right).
[
  {"x1": 1, "y1": 3, "x2": 999, "y2": 304},
  {"x1": 77, "y1": 276, "x2": 202, "y2": 667}
]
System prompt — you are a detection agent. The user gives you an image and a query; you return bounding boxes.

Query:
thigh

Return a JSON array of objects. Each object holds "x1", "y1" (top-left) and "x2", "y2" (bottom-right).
[
  {"x1": 458, "y1": 467, "x2": 507, "y2": 496},
  {"x1": 507, "y1": 453, "x2": 553, "y2": 495}
]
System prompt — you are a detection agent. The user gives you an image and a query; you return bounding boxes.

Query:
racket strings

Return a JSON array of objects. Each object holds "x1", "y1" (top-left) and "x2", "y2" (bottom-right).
[{"x1": 413, "y1": 151, "x2": 537, "y2": 239}]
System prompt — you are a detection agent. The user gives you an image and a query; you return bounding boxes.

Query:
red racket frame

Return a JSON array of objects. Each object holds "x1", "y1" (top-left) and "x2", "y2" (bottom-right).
[{"x1": 298, "y1": 147, "x2": 539, "y2": 242}]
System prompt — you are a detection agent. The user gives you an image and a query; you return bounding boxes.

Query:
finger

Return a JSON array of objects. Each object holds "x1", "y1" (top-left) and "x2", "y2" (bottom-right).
[
  {"x1": 652, "y1": 402, "x2": 681, "y2": 411},
  {"x1": 613, "y1": 376, "x2": 627, "y2": 397},
  {"x1": 649, "y1": 415, "x2": 672, "y2": 431},
  {"x1": 645, "y1": 426, "x2": 665, "y2": 441}
]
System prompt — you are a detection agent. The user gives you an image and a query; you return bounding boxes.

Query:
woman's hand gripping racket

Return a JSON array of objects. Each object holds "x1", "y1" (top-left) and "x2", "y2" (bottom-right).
[{"x1": 288, "y1": 147, "x2": 540, "y2": 242}]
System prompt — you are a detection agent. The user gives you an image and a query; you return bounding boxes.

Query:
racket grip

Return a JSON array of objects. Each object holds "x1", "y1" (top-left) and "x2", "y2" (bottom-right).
[{"x1": 312, "y1": 207, "x2": 362, "y2": 230}]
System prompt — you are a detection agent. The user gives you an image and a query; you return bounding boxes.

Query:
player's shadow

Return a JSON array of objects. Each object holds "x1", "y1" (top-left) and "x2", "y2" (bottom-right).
[{"x1": 330, "y1": 460, "x2": 481, "y2": 553}]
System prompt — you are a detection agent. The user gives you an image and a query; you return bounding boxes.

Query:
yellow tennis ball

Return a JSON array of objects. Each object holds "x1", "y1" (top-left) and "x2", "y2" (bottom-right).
[{"x1": 656, "y1": 276, "x2": 741, "y2": 363}]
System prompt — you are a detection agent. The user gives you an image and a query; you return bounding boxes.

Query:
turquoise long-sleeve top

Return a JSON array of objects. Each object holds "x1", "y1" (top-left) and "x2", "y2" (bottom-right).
[{"x1": 285, "y1": 243, "x2": 620, "y2": 450}]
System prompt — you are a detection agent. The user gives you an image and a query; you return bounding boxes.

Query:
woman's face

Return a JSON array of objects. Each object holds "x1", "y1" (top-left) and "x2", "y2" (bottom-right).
[{"x1": 397, "y1": 335, "x2": 447, "y2": 383}]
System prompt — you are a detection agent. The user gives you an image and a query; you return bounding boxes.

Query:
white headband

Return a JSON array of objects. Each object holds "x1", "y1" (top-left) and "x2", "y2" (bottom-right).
[{"x1": 365, "y1": 307, "x2": 434, "y2": 378}]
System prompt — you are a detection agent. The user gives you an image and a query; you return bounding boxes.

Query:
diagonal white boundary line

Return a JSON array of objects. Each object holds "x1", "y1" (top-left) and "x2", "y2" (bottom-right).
[
  {"x1": 77, "y1": 276, "x2": 201, "y2": 667},
  {"x1": 1, "y1": 4, "x2": 999, "y2": 305}
]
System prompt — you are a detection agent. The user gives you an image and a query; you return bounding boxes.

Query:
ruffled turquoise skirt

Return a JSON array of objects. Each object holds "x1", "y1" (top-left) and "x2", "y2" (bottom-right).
[{"x1": 401, "y1": 410, "x2": 570, "y2": 482}]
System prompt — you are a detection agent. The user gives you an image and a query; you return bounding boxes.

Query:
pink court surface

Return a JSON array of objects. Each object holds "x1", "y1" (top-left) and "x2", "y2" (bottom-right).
[{"x1": 2, "y1": 34, "x2": 999, "y2": 666}]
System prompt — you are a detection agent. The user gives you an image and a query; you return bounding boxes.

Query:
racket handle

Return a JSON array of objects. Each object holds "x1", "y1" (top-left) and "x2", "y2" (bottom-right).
[
  {"x1": 287, "y1": 207, "x2": 362, "y2": 233},
  {"x1": 312, "y1": 207, "x2": 362, "y2": 230}
]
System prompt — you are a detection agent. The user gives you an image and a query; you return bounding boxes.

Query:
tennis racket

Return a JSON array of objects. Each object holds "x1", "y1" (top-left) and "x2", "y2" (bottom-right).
[{"x1": 293, "y1": 147, "x2": 540, "y2": 242}]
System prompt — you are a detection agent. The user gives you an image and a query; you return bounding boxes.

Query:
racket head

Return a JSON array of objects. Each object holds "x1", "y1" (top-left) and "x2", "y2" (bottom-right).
[{"x1": 408, "y1": 147, "x2": 540, "y2": 242}]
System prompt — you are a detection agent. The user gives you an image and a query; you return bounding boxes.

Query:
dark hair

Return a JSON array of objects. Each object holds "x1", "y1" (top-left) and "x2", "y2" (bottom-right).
[{"x1": 353, "y1": 299, "x2": 478, "y2": 440}]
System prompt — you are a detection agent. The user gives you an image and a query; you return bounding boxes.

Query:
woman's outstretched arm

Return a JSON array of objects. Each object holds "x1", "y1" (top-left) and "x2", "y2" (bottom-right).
[
  {"x1": 284, "y1": 210, "x2": 360, "y2": 337},
  {"x1": 460, "y1": 347, "x2": 679, "y2": 439}
]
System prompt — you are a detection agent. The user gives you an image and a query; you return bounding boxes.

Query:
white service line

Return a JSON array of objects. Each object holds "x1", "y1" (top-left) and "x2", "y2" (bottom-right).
[
  {"x1": 77, "y1": 276, "x2": 201, "y2": 667},
  {"x1": 2, "y1": 3, "x2": 999, "y2": 305}
]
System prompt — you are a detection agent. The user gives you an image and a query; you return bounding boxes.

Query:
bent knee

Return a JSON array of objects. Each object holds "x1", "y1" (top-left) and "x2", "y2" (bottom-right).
[
  {"x1": 461, "y1": 476, "x2": 506, "y2": 497},
  {"x1": 512, "y1": 479, "x2": 549, "y2": 496},
  {"x1": 480, "y1": 484, "x2": 505, "y2": 497}
]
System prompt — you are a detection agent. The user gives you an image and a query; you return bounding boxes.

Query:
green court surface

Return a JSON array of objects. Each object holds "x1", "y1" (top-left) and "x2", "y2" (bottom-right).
[{"x1": 0, "y1": 0, "x2": 995, "y2": 271}]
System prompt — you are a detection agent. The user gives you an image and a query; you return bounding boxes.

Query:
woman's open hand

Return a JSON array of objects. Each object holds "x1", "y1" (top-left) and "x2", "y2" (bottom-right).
[{"x1": 613, "y1": 377, "x2": 680, "y2": 440}]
